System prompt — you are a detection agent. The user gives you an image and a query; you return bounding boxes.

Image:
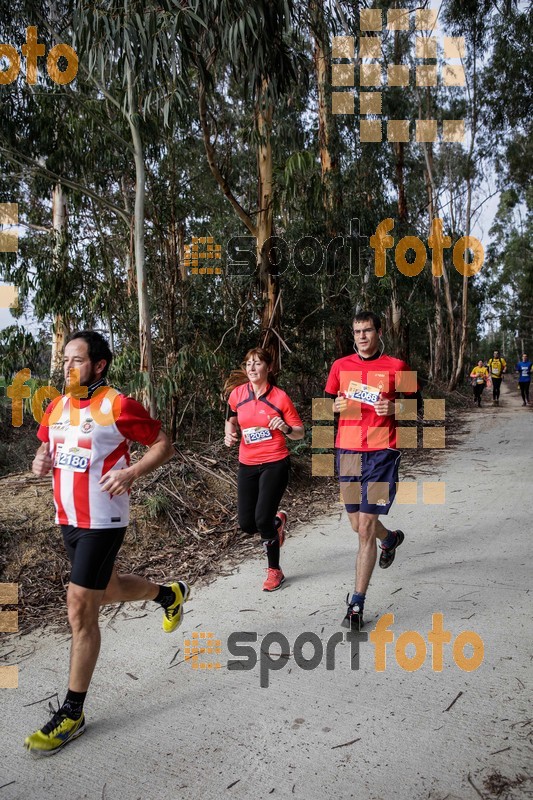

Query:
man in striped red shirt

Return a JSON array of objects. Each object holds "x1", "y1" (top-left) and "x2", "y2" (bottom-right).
[{"x1": 24, "y1": 331, "x2": 189, "y2": 756}]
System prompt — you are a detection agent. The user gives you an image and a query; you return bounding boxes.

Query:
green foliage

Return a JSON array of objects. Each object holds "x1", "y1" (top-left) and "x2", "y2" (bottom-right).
[{"x1": 143, "y1": 492, "x2": 171, "y2": 520}]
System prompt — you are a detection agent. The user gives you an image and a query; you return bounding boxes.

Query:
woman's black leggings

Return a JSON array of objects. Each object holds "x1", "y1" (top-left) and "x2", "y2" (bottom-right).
[
  {"x1": 473, "y1": 384, "x2": 484, "y2": 404},
  {"x1": 237, "y1": 457, "x2": 290, "y2": 540},
  {"x1": 519, "y1": 381, "x2": 530, "y2": 403}
]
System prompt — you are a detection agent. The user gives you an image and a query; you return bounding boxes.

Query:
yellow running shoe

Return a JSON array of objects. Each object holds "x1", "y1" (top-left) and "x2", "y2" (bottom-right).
[
  {"x1": 24, "y1": 710, "x2": 85, "y2": 756},
  {"x1": 162, "y1": 581, "x2": 190, "y2": 633}
]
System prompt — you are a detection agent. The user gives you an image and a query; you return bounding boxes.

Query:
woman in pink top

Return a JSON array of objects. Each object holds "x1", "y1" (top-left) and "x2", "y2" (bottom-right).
[{"x1": 224, "y1": 348, "x2": 304, "y2": 591}]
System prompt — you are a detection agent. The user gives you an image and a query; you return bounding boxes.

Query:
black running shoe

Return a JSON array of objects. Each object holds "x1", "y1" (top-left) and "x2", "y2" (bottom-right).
[
  {"x1": 341, "y1": 594, "x2": 364, "y2": 631},
  {"x1": 379, "y1": 529, "x2": 405, "y2": 569}
]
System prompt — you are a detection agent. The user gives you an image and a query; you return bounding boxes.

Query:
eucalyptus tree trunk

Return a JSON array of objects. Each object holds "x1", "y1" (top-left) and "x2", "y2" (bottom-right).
[
  {"x1": 450, "y1": 172, "x2": 473, "y2": 391},
  {"x1": 126, "y1": 61, "x2": 155, "y2": 416},
  {"x1": 50, "y1": 183, "x2": 68, "y2": 381},
  {"x1": 421, "y1": 137, "x2": 445, "y2": 381},
  {"x1": 256, "y1": 96, "x2": 278, "y2": 358},
  {"x1": 449, "y1": 36, "x2": 479, "y2": 392},
  {"x1": 310, "y1": 0, "x2": 338, "y2": 231}
]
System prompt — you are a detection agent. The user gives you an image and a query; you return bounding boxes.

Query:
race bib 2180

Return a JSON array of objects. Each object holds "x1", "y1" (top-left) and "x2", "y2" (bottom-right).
[{"x1": 54, "y1": 444, "x2": 91, "y2": 472}]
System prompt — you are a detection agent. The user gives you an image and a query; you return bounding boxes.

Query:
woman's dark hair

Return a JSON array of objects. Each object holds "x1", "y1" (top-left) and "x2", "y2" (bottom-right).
[
  {"x1": 223, "y1": 347, "x2": 276, "y2": 397},
  {"x1": 67, "y1": 331, "x2": 113, "y2": 378}
]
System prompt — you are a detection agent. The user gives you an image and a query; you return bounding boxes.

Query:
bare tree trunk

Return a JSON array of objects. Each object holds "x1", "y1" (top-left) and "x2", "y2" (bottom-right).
[
  {"x1": 126, "y1": 62, "x2": 155, "y2": 416},
  {"x1": 421, "y1": 136, "x2": 446, "y2": 380},
  {"x1": 199, "y1": 76, "x2": 279, "y2": 366},
  {"x1": 450, "y1": 175, "x2": 472, "y2": 390},
  {"x1": 393, "y1": 31, "x2": 408, "y2": 225},
  {"x1": 50, "y1": 183, "x2": 68, "y2": 381},
  {"x1": 310, "y1": 0, "x2": 338, "y2": 232},
  {"x1": 449, "y1": 37, "x2": 478, "y2": 391},
  {"x1": 120, "y1": 175, "x2": 135, "y2": 298},
  {"x1": 256, "y1": 94, "x2": 279, "y2": 365},
  {"x1": 428, "y1": 319, "x2": 434, "y2": 379}
]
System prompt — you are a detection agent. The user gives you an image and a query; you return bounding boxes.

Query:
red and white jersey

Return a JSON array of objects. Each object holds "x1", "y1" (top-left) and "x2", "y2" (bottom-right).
[
  {"x1": 228, "y1": 383, "x2": 303, "y2": 465},
  {"x1": 37, "y1": 389, "x2": 161, "y2": 529},
  {"x1": 325, "y1": 353, "x2": 417, "y2": 451}
]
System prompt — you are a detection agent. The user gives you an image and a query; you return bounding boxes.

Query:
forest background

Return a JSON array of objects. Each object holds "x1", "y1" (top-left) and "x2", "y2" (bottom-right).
[{"x1": 0, "y1": 0, "x2": 531, "y2": 455}]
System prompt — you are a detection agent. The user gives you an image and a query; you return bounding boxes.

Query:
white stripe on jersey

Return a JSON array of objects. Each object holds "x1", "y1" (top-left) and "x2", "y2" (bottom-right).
[{"x1": 48, "y1": 395, "x2": 131, "y2": 529}]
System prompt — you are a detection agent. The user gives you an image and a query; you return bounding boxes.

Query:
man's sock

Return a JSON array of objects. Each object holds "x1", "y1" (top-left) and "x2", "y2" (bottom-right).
[
  {"x1": 381, "y1": 529, "x2": 398, "y2": 550},
  {"x1": 263, "y1": 538, "x2": 280, "y2": 570},
  {"x1": 154, "y1": 584, "x2": 176, "y2": 608},
  {"x1": 61, "y1": 689, "x2": 87, "y2": 720},
  {"x1": 350, "y1": 592, "x2": 365, "y2": 611}
]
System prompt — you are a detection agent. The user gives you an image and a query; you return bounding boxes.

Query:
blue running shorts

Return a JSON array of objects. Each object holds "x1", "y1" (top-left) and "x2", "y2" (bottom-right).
[{"x1": 337, "y1": 448, "x2": 402, "y2": 515}]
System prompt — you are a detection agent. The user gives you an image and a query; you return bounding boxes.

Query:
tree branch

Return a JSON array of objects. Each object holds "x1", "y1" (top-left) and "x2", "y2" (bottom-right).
[
  {"x1": 198, "y1": 80, "x2": 257, "y2": 237},
  {"x1": 0, "y1": 146, "x2": 131, "y2": 226}
]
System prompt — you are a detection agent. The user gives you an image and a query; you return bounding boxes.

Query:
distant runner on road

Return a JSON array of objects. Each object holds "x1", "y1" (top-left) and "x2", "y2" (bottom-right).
[
  {"x1": 487, "y1": 350, "x2": 507, "y2": 405},
  {"x1": 224, "y1": 348, "x2": 304, "y2": 592},
  {"x1": 470, "y1": 360, "x2": 489, "y2": 408},
  {"x1": 25, "y1": 331, "x2": 188, "y2": 756},
  {"x1": 324, "y1": 310, "x2": 422, "y2": 631},
  {"x1": 515, "y1": 353, "x2": 532, "y2": 406}
]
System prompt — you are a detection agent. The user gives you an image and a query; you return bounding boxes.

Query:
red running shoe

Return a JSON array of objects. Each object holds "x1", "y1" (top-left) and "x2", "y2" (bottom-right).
[{"x1": 263, "y1": 568, "x2": 285, "y2": 592}]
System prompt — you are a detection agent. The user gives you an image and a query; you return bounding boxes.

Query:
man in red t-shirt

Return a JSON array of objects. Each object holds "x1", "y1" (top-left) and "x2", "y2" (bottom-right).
[
  {"x1": 325, "y1": 310, "x2": 421, "y2": 630},
  {"x1": 24, "y1": 331, "x2": 188, "y2": 757}
]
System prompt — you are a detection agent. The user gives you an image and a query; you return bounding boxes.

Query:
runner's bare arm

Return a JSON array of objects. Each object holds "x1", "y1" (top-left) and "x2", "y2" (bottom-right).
[
  {"x1": 267, "y1": 415, "x2": 304, "y2": 440},
  {"x1": 99, "y1": 431, "x2": 174, "y2": 496},
  {"x1": 225, "y1": 416, "x2": 239, "y2": 447}
]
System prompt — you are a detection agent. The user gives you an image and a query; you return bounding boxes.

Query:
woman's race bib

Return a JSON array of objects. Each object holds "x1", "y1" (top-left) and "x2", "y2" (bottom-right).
[{"x1": 242, "y1": 427, "x2": 273, "y2": 445}]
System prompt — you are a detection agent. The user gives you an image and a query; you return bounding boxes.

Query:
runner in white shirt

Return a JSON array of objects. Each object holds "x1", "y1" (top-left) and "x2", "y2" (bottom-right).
[{"x1": 24, "y1": 331, "x2": 189, "y2": 756}]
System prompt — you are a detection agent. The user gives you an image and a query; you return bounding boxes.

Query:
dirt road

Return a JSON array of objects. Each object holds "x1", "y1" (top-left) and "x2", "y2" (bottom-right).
[{"x1": 1, "y1": 381, "x2": 531, "y2": 799}]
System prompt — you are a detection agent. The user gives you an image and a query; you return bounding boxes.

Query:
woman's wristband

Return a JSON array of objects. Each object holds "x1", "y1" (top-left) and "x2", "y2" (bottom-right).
[{"x1": 284, "y1": 425, "x2": 293, "y2": 435}]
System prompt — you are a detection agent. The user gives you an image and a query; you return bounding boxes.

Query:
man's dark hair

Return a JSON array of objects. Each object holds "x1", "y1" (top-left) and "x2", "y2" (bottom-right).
[
  {"x1": 353, "y1": 310, "x2": 382, "y2": 332},
  {"x1": 67, "y1": 330, "x2": 113, "y2": 378}
]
